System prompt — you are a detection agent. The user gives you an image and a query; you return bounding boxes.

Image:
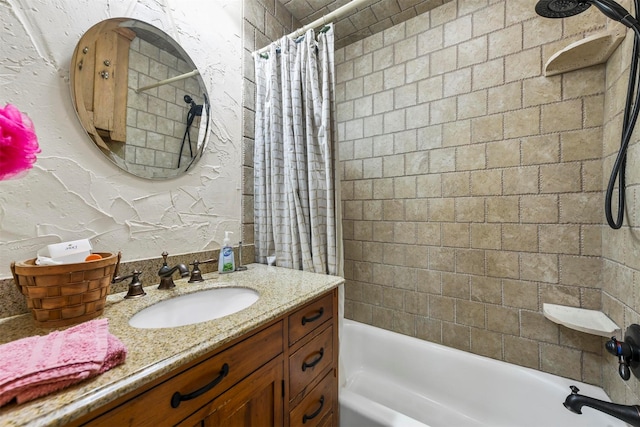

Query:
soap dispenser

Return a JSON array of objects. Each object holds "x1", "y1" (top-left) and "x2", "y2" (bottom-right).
[{"x1": 218, "y1": 231, "x2": 235, "y2": 273}]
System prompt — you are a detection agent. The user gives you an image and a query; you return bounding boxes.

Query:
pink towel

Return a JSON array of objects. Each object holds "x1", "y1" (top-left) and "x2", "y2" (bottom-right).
[{"x1": 0, "y1": 318, "x2": 127, "y2": 407}]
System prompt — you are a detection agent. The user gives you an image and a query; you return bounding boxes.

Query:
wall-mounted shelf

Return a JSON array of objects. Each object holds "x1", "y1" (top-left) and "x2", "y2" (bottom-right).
[
  {"x1": 543, "y1": 303, "x2": 620, "y2": 337},
  {"x1": 544, "y1": 28, "x2": 626, "y2": 76}
]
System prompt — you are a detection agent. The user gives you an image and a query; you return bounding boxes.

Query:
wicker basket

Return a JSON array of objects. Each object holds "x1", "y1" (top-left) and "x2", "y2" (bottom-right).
[{"x1": 10, "y1": 252, "x2": 121, "y2": 328}]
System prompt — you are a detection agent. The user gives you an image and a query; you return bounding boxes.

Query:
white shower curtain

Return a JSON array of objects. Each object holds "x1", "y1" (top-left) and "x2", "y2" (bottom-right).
[{"x1": 253, "y1": 25, "x2": 340, "y2": 276}]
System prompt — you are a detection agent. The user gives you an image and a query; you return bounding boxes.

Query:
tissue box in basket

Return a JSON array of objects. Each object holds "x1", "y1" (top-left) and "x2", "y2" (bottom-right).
[{"x1": 10, "y1": 252, "x2": 121, "y2": 328}]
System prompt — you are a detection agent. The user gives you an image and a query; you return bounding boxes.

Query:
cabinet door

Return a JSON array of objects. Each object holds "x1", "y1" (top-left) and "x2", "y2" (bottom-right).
[
  {"x1": 93, "y1": 28, "x2": 131, "y2": 143},
  {"x1": 180, "y1": 357, "x2": 284, "y2": 427}
]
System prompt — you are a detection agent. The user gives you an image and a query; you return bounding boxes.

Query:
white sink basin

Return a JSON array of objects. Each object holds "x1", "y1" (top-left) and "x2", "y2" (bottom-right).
[{"x1": 129, "y1": 287, "x2": 259, "y2": 329}]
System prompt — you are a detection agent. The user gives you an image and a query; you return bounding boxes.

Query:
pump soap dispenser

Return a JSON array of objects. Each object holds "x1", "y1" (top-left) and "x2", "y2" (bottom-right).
[{"x1": 218, "y1": 231, "x2": 236, "y2": 273}]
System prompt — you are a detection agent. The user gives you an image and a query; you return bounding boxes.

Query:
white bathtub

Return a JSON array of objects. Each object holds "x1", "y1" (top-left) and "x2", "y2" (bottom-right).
[{"x1": 340, "y1": 319, "x2": 627, "y2": 427}]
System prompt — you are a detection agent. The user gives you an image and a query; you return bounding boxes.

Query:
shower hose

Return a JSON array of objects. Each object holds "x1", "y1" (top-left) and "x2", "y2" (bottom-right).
[{"x1": 606, "y1": 0, "x2": 640, "y2": 228}]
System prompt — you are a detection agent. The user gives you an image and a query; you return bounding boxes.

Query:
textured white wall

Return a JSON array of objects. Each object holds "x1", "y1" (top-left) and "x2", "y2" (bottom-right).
[{"x1": 0, "y1": 0, "x2": 244, "y2": 277}]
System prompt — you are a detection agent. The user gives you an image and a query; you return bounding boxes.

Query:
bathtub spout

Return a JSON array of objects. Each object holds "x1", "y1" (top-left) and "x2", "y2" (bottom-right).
[{"x1": 564, "y1": 385, "x2": 640, "y2": 427}]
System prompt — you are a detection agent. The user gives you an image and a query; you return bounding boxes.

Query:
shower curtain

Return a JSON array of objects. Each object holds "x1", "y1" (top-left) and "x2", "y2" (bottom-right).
[{"x1": 253, "y1": 25, "x2": 341, "y2": 276}]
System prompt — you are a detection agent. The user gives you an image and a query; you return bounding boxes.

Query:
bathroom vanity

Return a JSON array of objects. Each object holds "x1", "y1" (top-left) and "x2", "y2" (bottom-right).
[{"x1": 0, "y1": 264, "x2": 343, "y2": 426}]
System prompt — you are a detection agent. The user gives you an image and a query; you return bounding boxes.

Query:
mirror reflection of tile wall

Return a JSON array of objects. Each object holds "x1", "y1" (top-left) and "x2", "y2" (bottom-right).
[{"x1": 123, "y1": 37, "x2": 203, "y2": 177}]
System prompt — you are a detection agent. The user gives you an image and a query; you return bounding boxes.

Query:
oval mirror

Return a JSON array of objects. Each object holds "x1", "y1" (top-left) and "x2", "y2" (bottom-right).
[{"x1": 70, "y1": 18, "x2": 210, "y2": 180}]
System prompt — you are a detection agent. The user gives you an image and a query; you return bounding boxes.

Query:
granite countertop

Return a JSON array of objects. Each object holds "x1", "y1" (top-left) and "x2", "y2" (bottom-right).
[{"x1": 0, "y1": 264, "x2": 344, "y2": 427}]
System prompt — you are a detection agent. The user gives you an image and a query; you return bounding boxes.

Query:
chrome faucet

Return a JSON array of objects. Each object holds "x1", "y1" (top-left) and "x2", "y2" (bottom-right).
[
  {"x1": 158, "y1": 251, "x2": 189, "y2": 289},
  {"x1": 564, "y1": 385, "x2": 640, "y2": 426}
]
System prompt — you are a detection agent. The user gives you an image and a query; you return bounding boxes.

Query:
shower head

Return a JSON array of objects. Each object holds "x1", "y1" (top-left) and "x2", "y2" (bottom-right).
[
  {"x1": 535, "y1": 0, "x2": 640, "y2": 30},
  {"x1": 535, "y1": 0, "x2": 591, "y2": 18}
]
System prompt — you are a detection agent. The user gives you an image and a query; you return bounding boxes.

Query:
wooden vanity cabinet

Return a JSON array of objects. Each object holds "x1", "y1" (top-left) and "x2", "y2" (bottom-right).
[
  {"x1": 70, "y1": 288, "x2": 338, "y2": 427},
  {"x1": 77, "y1": 320, "x2": 284, "y2": 427}
]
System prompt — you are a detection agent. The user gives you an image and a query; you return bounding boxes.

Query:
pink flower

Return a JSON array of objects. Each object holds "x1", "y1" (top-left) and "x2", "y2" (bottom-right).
[{"x1": 0, "y1": 104, "x2": 40, "y2": 180}]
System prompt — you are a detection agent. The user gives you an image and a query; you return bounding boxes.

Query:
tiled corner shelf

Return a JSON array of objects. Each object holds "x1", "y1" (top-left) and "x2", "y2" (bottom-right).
[
  {"x1": 543, "y1": 303, "x2": 620, "y2": 337},
  {"x1": 544, "y1": 28, "x2": 626, "y2": 76}
]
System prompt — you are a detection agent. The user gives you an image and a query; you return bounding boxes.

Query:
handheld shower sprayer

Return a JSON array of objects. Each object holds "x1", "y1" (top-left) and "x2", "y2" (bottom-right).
[
  {"x1": 592, "y1": 0, "x2": 640, "y2": 26},
  {"x1": 536, "y1": 0, "x2": 640, "y2": 229},
  {"x1": 184, "y1": 94, "x2": 196, "y2": 108}
]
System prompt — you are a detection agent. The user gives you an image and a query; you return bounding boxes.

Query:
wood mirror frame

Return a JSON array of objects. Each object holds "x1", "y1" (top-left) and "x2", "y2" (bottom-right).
[{"x1": 70, "y1": 18, "x2": 210, "y2": 180}]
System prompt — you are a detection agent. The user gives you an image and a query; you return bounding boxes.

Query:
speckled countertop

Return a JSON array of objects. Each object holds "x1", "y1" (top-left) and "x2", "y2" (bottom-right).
[{"x1": 0, "y1": 264, "x2": 344, "y2": 427}]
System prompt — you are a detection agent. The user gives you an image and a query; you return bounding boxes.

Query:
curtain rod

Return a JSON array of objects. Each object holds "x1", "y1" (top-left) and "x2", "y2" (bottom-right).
[
  {"x1": 136, "y1": 69, "x2": 199, "y2": 93},
  {"x1": 254, "y1": 0, "x2": 371, "y2": 56}
]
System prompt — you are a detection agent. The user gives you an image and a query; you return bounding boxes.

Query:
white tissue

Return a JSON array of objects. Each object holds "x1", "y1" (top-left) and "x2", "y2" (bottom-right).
[{"x1": 35, "y1": 256, "x2": 63, "y2": 266}]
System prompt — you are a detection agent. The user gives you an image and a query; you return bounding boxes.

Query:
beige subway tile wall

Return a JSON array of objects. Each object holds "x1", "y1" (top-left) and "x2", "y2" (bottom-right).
[
  {"x1": 243, "y1": 0, "x2": 640, "y2": 405},
  {"x1": 335, "y1": 0, "x2": 640, "y2": 399},
  {"x1": 601, "y1": 0, "x2": 640, "y2": 406}
]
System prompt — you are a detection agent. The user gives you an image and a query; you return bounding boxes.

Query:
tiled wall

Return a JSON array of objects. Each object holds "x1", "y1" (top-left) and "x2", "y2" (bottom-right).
[
  {"x1": 279, "y1": 0, "x2": 449, "y2": 49},
  {"x1": 601, "y1": 0, "x2": 640, "y2": 405},
  {"x1": 241, "y1": 0, "x2": 640, "y2": 403},
  {"x1": 123, "y1": 37, "x2": 204, "y2": 178},
  {"x1": 336, "y1": 0, "x2": 614, "y2": 387},
  {"x1": 242, "y1": 0, "x2": 301, "y2": 247}
]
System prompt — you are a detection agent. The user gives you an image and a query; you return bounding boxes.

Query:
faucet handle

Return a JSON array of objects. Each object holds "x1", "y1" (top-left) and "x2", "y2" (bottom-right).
[
  {"x1": 606, "y1": 336, "x2": 634, "y2": 380},
  {"x1": 113, "y1": 270, "x2": 146, "y2": 299},
  {"x1": 188, "y1": 258, "x2": 216, "y2": 283},
  {"x1": 112, "y1": 270, "x2": 140, "y2": 283}
]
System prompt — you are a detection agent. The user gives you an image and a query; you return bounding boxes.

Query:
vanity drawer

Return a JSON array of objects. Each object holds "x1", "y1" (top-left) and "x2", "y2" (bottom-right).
[
  {"x1": 288, "y1": 292, "x2": 333, "y2": 346},
  {"x1": 289, "y1": 324, "x2": 333, "y2": 401},
  {"x1": 289, "y1": 369, "x2": 335, "y2": 427},
  {"x1": 85, "y1": 321, "x2": 283, "y2": 427}
]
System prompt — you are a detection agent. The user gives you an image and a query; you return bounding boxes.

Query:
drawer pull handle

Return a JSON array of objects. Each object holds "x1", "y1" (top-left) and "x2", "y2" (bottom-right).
[
  {"x1": 170, "y1": 363, "x2": 229, "y2": 408},
  {"x1": 301, "y1": 307, "x2": 324, "y2": 325},
  {"x1": 302, "y1": 348, "x2": 324, "y2": 371},
  {"x1": 302, "y1": 395, "x2": 325, "y2": 424}
]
